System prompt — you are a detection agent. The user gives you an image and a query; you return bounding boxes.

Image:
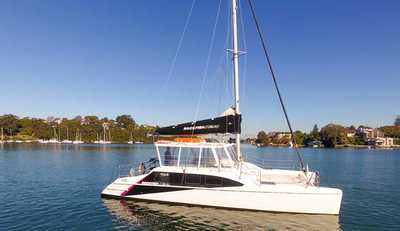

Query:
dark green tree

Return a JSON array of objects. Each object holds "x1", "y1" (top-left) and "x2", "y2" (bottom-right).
[
  {"x1": 310, "y1": 124, "x2": 320, "y2": 141},
  {"x1": 31, "y1": 119, "x2": 52, "y2": 139},
  {"x1": 18, "y1": 117, "x2": 34, "y2": 136},
  {"x1": 0, "y1": 114, "x2": 20, "y2": 136},
  {"x1": 294, "y1": 130, "x2": 305, "y2": 146},
  {"x1": 256, "y1": 131, "x2": 269, "y2": 144},
  {"x1": 116, "y1": 115, "x2": 136, "y2": 129},
  {"x1": 320, "y1": 124, "x2": 347, "y2": 148},
  {"x1": 379, "y1": 126, "x2": 400, "y2": 138}
]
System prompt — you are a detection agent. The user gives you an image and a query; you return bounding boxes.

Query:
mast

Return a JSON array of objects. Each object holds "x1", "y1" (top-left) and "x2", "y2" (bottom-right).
[
  {"x1": 231, "y1": 0, "x2": 241, "y2": 160},
  {"x1": 103, "y1": 124, "x2": 106, "y2": 141},
  {"x1": 53, "y1": 126, "x2": 57, "y2": 140}
]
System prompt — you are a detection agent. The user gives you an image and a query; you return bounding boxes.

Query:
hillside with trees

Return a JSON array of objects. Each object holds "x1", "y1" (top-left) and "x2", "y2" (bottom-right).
[
  {"x1": 0, "y1": 114, "x2": 156, "y2": 143},
  {"x1": 255, "y1": 116, "x2": 400, "y2": 148}
]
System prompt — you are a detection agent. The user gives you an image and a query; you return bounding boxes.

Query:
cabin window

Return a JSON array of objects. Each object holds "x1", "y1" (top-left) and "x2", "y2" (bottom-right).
[
  {"x1": 158, "y1": 147, "x2": 179, "y2": 166},
  {"x1": 179, "y1": 148, "x2": 200, "y2": 167},
  {"x1": 226, "y1": 146, "x2": 239, "y2": 163},
  {"x1": 200, "y1": 148, "x2": 216, "y2": 168},
  {"x1": 215, "y1": 147, "x2": 232, "y2": 167},
  {"x1": 205, "y1": 175, "x2": 223, "y2": 186}
]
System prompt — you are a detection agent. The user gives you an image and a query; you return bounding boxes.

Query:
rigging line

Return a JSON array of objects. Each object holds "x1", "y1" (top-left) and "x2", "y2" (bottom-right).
[
  {"x1": 238, "y1": 0, "x2": 248, "y2": 108},
  {"x1": 162, "y1": 0, "x2": 197, "y2": 91},
  {"x1": 246, "y1": 0, "x2": 306, "y2": 172},
  {"x1": 216, "y1": 1, "x2": 232, "y2": 115},
  {"x1": 225, "y1": 2, "x2": 232, "y2": 111},
  {"x1": 191, "y1": 0, "x2": 223, "y2": 138}
]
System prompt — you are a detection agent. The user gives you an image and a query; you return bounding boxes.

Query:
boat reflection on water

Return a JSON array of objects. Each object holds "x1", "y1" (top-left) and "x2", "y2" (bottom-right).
[{"x1": 102, "y1": 199, "x2": 341, "y2": 231}]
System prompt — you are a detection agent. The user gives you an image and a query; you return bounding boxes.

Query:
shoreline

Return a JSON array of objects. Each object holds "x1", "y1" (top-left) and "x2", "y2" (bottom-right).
[
  {"x1": 2, "y1": 141, "x2": 400, "y2": 149},
  {"x1": 253, "y1": 143, "x2": 400, "y2": 149}
]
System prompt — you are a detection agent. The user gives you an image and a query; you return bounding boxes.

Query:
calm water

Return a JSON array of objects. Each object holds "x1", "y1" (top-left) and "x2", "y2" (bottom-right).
[{"x1": 1, "y1": 143, "x2": 399, "y2": 230}]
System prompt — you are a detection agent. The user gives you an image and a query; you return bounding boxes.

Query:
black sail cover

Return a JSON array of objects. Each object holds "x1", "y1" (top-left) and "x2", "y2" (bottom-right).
[{"x1": 155, "y1": 114, "x2": 241, "y2": 136}]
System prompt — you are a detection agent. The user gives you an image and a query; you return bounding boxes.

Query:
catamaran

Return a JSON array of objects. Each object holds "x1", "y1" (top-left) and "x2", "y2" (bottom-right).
[{"x1": 102, "y1": 0, "x2": 342, "y2": 215}]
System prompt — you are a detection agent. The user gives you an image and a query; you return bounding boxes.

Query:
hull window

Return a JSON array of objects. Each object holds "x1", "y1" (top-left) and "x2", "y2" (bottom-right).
[
  {"x1": 143, "y1": 172, "x2": 243, "y2": 188},
  {"x1": 169, "y1": 173, "x2": 184, "y2": 185},
  {"x1": 205, "y1": 175, "x2": 223, "y2": 186},
  {"x1": 184, "y1": 174, "x2": 201, "y2": 186}
]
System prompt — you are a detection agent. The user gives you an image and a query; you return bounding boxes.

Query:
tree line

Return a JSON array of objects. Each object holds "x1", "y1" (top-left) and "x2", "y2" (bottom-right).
[
  {"x1": 0, "y1": 114, "x2": 156, "y2": 143},
  {"x1": 256, "y1": 116, "x2": 400, "y2": 148}
]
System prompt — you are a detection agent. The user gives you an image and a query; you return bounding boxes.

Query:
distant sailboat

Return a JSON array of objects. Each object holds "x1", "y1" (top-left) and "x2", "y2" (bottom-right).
[
  {"x1": 127, "y1": 132, "x2": 134, "y2": 144},
  {"x1": 0, "y1": 128, "x2": 4, "y2": 144},
  {"x1": 62, "y1": 127, "x2": 73, "y2": 143},
  {"x1": 73, "y1": 128, "x2": 84, "y2": 144},
  {"x1": 48, "y1": 126, "x2": 60, "y2": 144},
  {"x1": 98, "y1": 123, "x2": 112, "y2": 144},
  {"x1": 94, "y1": 132, "x2": 100, "y2": 144}
]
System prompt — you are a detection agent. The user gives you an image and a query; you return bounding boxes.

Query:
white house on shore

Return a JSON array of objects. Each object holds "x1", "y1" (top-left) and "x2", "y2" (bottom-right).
[
  {"x1": 374, "y1": 137, "x2": 394, "y2": 147},
  {"x1": 356, "y1": 126, "x2": 394, "y2": 147}
]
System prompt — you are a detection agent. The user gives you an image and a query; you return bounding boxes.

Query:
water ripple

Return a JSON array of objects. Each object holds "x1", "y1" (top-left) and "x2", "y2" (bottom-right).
[{"x1": 1, "y1": 144, "x2": 400, "y2": 230}]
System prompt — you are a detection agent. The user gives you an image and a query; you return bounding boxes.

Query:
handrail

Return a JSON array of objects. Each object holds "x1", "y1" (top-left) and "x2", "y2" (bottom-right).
[
  {"x1": 117, "y1": 158, "x2": 159, "y2": 177},
  {"x1": 243, "y1": 154, "x2": 298, "y2": 170}
]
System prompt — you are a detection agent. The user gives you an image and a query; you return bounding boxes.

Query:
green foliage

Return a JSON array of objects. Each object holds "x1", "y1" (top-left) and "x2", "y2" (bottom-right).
[
  {"x1": 310, "y1": 124, "x2": 321, "y2": 141},
  {"x1": 18, "y1": 117, "x2": 34, "y2": 136},
  {"x1": 347, "y1": 136, "x2": 366, "y2": 145},
  {"x1": 294, "y1": 130, "x2": 305, "y2": 145},
  {"x1": 301, "y1": 124, "x2": 321, "y2": 146},
  {"x1": 320, "y1": 124, "x2": 347, "y2": 147},
  {"x1": 256, "y1": 131, "x2": 269, "y2": 144},
  {"x1": 0, "y1": 114, "x2": 20, "y2": 136},
  {"x1": 312, "y1": 124, "x2": 319, "y2": 134},
  {"x1": 116, "y1": 115, "x2": 136, "y2": 130},
  {"x1": 0, "y1": 114, "x2": 156, "y2": 143},
  {"x1": 379, "y1": 126, "x2": 400, "y2": 138},
  {"x1": 254, "y1": 120, "x2": 400, "y2": 148}
]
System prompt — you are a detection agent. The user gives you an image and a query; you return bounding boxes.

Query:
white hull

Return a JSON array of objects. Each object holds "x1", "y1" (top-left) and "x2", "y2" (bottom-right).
[
  {"x1": 95, "y1": 140, "x2": 112, "y2": 144},
  {"x1": 102, "y1": 174, "x2": 342, "y2": 215},
  {"x1": 102, "y1": 198, "x2": 341, "y2": 230}
]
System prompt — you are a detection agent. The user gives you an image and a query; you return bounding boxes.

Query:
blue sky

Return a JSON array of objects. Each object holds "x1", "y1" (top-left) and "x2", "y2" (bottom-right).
[{"x1": 0, "y1": 0, "x2": 399, "y2": 135}]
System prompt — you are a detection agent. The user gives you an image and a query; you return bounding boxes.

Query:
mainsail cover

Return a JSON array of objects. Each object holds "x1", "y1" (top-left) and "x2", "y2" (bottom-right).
[{"x1": 155, "y1": 114, "x2": 241, "y2": 136}]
